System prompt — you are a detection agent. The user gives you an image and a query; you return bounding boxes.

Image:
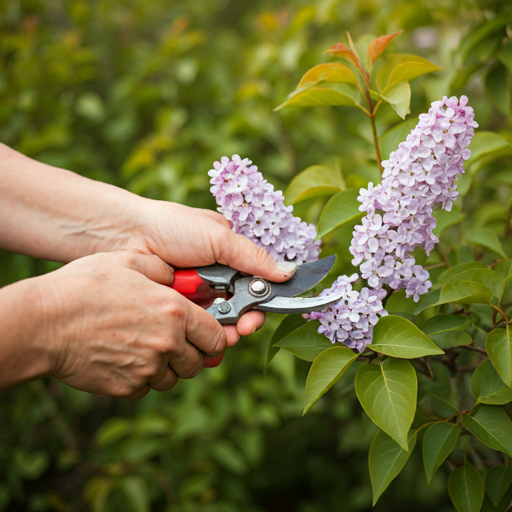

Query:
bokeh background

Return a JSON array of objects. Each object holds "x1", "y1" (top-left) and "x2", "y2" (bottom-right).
[{"x1": 0, "y1": 0, "x2": 510, "y2": 510}]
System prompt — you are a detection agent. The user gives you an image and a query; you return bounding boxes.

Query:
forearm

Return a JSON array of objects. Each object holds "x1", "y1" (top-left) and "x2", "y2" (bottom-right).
[
  {"x1": 0, "y1": 277, "x2": 54, "y2": 391},
  {"x1": 0, "y1": 143, "x2": 144, "y2": 262}
]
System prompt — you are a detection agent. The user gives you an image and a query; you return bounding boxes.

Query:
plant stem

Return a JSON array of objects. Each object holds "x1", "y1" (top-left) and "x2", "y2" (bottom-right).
[
  {"x1": 370, "y1": 114, "x2": 384, "y2": 173},
  {"x1": 460, "y1": 344, "x2": 487, "y2": 355},
  {"x1": 491, "y1": 304, "x2": 511, "y2": 324},
  {"x1": 436, "y1": 246, "x2": 451, "y2": 268}
]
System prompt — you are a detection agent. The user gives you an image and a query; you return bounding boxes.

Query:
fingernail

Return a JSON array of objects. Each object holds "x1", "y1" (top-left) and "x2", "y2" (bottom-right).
[{"x1": 276, "y1": 261, "x2": 297, "y2": 275}]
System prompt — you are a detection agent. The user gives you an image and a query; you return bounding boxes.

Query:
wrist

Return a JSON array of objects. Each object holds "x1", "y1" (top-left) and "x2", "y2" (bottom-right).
[{"x1": 0, "y1": 277, "x2": 56, "y2": 390}]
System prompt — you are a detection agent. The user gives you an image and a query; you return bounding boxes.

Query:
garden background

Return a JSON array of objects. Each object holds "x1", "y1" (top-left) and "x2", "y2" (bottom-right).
[{"x1": 0, "y1": 0, "x2": 510, "y2": 510}]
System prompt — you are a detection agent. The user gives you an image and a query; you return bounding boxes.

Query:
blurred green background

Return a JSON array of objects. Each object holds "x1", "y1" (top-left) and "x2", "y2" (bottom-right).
[{"x1": 0, "y1": 0, "x2": 510, "y2": 510}]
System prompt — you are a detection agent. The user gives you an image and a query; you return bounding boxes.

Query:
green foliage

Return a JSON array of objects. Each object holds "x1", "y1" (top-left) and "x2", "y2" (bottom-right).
[{"x1": 3, "y1": 0, "x2": 512, "y2": 511}]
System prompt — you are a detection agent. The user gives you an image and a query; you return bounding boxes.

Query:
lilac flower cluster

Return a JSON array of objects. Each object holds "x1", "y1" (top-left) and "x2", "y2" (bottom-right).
[
  {"x1": 209, "y1": 155, "x2": 320, "y2": 263},
  {"x1": 306, "y1": 275, "x2": 388, "y2": 352},
  {"x1": 350, "y1": 95, "x2": 477, "y2": 302}
]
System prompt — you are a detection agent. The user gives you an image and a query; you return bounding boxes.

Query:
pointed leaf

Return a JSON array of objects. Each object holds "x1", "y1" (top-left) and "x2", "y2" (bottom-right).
[
  {"x1": 467, "y1": 132, "x2": 511, "y2": 170},
  {"x1": 461, "y1": 405, "x2": 512, "y2": 456},
  {"x1": 472, "y1": 360, "x2": 512, "y2": 405},
  {"x1": 369, "y1": 430, "x2": 417, "y2": 505},
  {"x1": 422, "y1": 314, "x2": 470, "y2": 337},
  {"x1": 464, "y1": 228, "x2": 507, "y2": 259},
  {"x1": 423, "y1": 423, "x2": 461, "y2": 483},
  {"x1": 355, "y1": 358, "x2": 417, "y2": 450},
  {"x1": 274, "y1": 321, "x2": 332, "y2": 361},
  {"x1": 439, "y1": 280, "x2": 493, "y2": 306},
  {"x1": 436, "y1": 262, "x2": 489, "y2": 288},
  {"x1": 486, "y1": 465, "x2": 512, "y2": 506},
  {"x1": 494, "y1": 259, "x2": 512, "y2": 283},
  {"x1": 377, "y1": 53, "x2": 441, "y2": 90},
  {"x1": 434, "y1": 207, "x2": 464, "y2": 237},
  {"x1": 316, "y1": 189, "x2": 364, "y2": 239},
  {"x1": 324, "y1": 42, "x2": 360, "y2": 68},
  {"x1": 303, "y1": 346, "x2": 358, "y2": 414},
  {"x1": 275, "y1": 84, "x2": 366, "y2": 112},
  {"x1": 487, "y1": 327, "x2": 512, "y2": 387},
  {"x1": 367, "y1": 31, "x2": 403, "y2": 64},
  {"x1": 448, "y1": 462, "x2": 485, "y2": 512},
  {"x1": 284, "y1": 165, "x2": 344, "y2": 205},
  {"x1": 370, "y1": 81, "x2": 411, "y2": 119},
  {"x1": 298, "y1": 63, "x2": 358, "y2": 88},
  {"x1": 266, "y1": 315, "x2": 307, "y2": 366},
  {"x1": 370, "y1": 315, "x2": 444, "y2": 358},
  {"x1": 435, "y1": 332, "x2": 473, "y2": 350}
]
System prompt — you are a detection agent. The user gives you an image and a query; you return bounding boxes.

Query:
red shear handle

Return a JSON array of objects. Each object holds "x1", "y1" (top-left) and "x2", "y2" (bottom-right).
[{"x1": 171, "y1": 269, "x2": 225, "y2": 368}]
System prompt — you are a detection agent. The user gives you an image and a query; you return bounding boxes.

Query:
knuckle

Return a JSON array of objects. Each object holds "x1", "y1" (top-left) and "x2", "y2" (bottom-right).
[
  {"x1": 184, "y1": 357, "x2": 204, "y2": 380},
  {"x1": 255, "y1": 245, "x2": 272, "y2": 267},
  {"x1": 209, "y1": 329, "x2": 227, "y2": 356},
  {"x1": 162, "y1": 298, "x2": 186, "y2": 322}
]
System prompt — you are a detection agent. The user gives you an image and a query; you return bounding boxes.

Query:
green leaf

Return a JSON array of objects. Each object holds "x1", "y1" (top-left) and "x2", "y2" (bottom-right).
[
  {"x1": 297, "y1": 62, "x2": 358, "y2": 88},
  {"x1": 370, "y1": 81, "x2": 411, "y2": 119},
  {"x1": 448, "y1": 462, "x2": 485, "y2": 512},
  {"x1": 464, "y1": 228, "x2": 507, "y2": 259},
  {"x1": 266, "y1": 315, "x2": 307, "y2": 366},
  {"x1": 120, "y1": 477, "x2": 149, "y2": 512},
  {"x1": 487, "y1": 327, "x2": 512, "y2": 387},
  {"x1": 370, "y1": 315, "x2": 444, "y2": 358},
  {"x1": 434, "y1": 207, "x2": 464, "y2": 237},
  {"x1": 275, "y1": 83, "x2": 367, "y2": 113},
  {"x1": 211, "y1": 440, "x2": 248, "y2": 475},
  {"x1": 355, "y1": 358, "x2": 417, "y2": 450},
  {"x1": 494, "y1": 260, "x2": 512, "y2": 283},
  {"x1": 422, "y1": 314, "x2": 472, "y2": 348},
  {"x1": 461, "y1": 405, "x2": 512, "y2": 456},
  {"x1": 472, "y1": 360, "x2": 512, "y2": 405},
  {"x1": 13, "y1": 450, "x2": 50, "y2": 480},
  {"x1": 437, "y1": 262, "x2": 489, "y2": 288},
  {"x1": 369, "y1": 429, "x2": 417, "y2": 505},
  {"x1": 316, "y1": 189, "x2": 364, "y2": 239},
  {"x1": 95, "y1": 418, "x2": 133, "y2": 447},
  {"x1": 467, "y1": 132, "x2": 511, "y2": 171},
  {"x1": 376, "y1": 53, "x2": 441, "y2": 91},
  {"x1": 435, "y1": 332, "x2": 473, "y2": 350},
  {"x1": 274, "y1": 321, "x2": 332, "y2": 361},
  {"x1": 380, "y1": 118, "x2": 418, "y2": 161},
  {"x1": 84, "y1": 476, "x2": 115, "y2": 512},
  {"x1": 486, "y1": 465, "x2": 512, "y2": 506},
  {"x1": 500, "y1": 42, "x2": 512, "y2": 74},
  {"x1": 423, "y1": 423, "x2": 461, "y2": 483},
  {"x1": 439, "y1": 280, "x2": 493, "y2": 306},
  {"x1": 485, "y1": 65, "x2": 511, "y2": 118},
  {"x1": 303, "y1": 346, "x2": 358, "y2": 414},
  {"x1": 284, "y1": 165, "x2": 344, "y2": 205},
  {"x1": 422, "y1": 314, "x2": 470, "y2": 337}
]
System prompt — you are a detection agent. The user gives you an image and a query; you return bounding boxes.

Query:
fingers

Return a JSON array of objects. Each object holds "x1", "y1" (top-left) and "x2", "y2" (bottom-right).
[
  {"x1": 122, "y1": 253, "x2": 175, "y2": 285},
  {"x1": 223, "y1": 325, "x2": 240, "y2": 347},
  {"x1": 121, "y1": 384, "x2": 151, "y2": 401},
  {"x1": 236, "y1": 311, "x2": 266, "y2": 337},
  {"x1": 148, "y1": 366, "x2": 179, "y2": 391},
  {"x1": 216, "y1": 230, "x2": 297, "y2": 283},
  {"x1": 168, "y1": 337, "x2": 205, "y2": 379},
  {"x1": 182, "y1": 298, "x2": 228, "y2": 357}
]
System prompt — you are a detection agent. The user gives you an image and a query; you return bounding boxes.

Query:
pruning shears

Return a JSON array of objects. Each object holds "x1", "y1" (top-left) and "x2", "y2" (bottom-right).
[{"x1": 170, "y1": 255, "x2": 341, "y2": 325}]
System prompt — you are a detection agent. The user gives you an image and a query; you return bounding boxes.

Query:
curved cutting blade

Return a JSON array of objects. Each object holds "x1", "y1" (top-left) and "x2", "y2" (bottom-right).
[
  {"x1": 257, "y1": 290, "x2": 342, "y2": 314},
  {"x1": 269, "y1": 255, "x2": 336, "y2": 298}
]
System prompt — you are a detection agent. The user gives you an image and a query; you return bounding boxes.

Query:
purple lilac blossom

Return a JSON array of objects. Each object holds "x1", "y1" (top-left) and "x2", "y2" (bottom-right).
[
  {"x1": 306, "y1": 274, "x2": 388, "y2": 352},
  {"x1": 209, "y1": 155, "x2": 320, "y2": 263},
  {"x1": 350, "y1": 95, "x2": 477, "y2": 302}
]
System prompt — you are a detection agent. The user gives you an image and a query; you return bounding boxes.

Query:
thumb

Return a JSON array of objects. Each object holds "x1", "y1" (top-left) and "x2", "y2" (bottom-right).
[
  {"x1": 219, "y1": 230, "x2": 297, "y2": 283},
  {"x1": 122, "y1": 253, "x2": 175, "y2": 285}
]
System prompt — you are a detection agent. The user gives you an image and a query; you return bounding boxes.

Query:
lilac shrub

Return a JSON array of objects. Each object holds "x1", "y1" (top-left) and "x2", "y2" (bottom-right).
[{"x1": 209, "y1": 155, "x2": 320, "y2": 264}]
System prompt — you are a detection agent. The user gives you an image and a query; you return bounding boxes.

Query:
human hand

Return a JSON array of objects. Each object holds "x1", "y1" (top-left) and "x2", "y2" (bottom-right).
[
  {"x1": 122, "y1": 199, "x2": 297, "y2": 343},
  {"x1": 36, "y1": 252, "x2": 230, "y2": 400}
]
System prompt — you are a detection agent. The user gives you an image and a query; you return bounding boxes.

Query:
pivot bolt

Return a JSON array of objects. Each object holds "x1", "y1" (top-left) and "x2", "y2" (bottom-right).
[
  {"x1": 249, "y1": 279, "x2": 269, "y2": 296},
  {"x1": 217, "y1": 301, "x2": 231, "y2": 315}
]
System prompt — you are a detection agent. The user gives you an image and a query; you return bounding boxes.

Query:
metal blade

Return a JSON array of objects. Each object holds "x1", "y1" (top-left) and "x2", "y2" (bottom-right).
[
  {"x1": 269, "y1": 255, "x2": 336, "y2": 298},
  {"x1": 256, "y1": 290, "x2": 343, "y2": 314}
]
